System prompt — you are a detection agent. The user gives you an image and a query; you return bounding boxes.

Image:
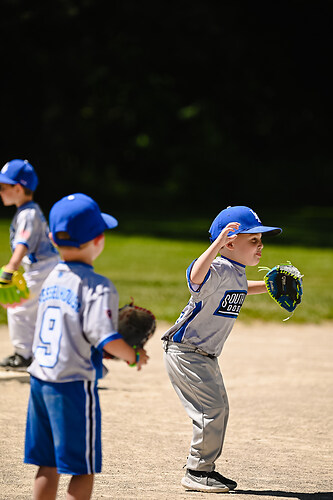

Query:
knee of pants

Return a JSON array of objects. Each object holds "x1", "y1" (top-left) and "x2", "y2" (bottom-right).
[
  {"x1": 190, "y1": 399, "x2": 229, "y2": 431},
  {"x1": 206, "y1": 403, "x2": 229, "y2": 423},
  {"x1": 223, "y1": 401, "x2": 229, "y2": 424},
  {"x1": 210, "y1": 389, "x2": 229, "y2": 419}
]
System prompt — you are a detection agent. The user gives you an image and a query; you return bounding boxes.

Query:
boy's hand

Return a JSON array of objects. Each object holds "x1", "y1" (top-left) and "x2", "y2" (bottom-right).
[
  {"x1": 190, "y1": 222, "x2": 241, "y2": 286},
  {"x1": 260, "y1": 263, "x2": 303, "y2": 316},
  {"x1": 215, "y1": 222, "x2": 240, "y2": 250},
  {"x1": 136, "y1": 347, "x2": 149, "y2": 371}
]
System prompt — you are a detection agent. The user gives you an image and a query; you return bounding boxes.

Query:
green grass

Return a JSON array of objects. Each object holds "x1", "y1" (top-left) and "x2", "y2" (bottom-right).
[{"x1": 0, "y1": 219, "x2": 332, "y2": 325}]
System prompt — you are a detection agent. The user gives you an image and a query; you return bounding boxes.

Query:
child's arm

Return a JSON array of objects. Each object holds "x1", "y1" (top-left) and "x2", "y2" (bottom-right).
[
  {"x1": 103, "y1": 338, "x2": 149, "y2": 371},
  {"x1": 6, "y1": 243, "x2": 28, "y2": 271},
  {"x1": 247, "y1": 280, "x2": 267, "y2": 295},
  {"x1": 190, "y1": 222, "x2": 240, "y2": 285},
  {"x1": 0, "y1": 244, "x2": 28, "y2": 283}
]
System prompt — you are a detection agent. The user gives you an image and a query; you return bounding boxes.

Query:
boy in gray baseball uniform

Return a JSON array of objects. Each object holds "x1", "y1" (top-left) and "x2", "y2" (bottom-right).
[
  {"x1": 25, "y1": 193, "x2": 149, "y2": 500},
  {"x1": 0, "y1": 159, "x2": 59, "y2": 370},
  {"x1": 162, "y1": 206, "x2": 281, "y2": 493}
]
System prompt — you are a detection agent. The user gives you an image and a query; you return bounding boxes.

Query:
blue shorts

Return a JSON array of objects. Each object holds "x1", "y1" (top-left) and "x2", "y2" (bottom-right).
[{"x1": 24, "y1": 376, "x2": 102, "y2": 475}]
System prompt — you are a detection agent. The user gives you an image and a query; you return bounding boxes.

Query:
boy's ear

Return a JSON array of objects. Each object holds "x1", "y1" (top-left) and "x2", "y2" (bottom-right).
[
  {"x1": 93, "y1": 233, "x2": 105, "y2": 245},
  {"x1": 49, "y1": 232, "x2": 57, "y2": 247},
  {"x1": 225, "y1": 241, "x2": 235, "y2": 250}
]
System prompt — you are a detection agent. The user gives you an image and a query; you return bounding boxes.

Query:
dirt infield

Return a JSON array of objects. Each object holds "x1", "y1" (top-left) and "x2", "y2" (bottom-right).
[{"x1": 0, "y1": 321, "x2": 332, "y2": 500}]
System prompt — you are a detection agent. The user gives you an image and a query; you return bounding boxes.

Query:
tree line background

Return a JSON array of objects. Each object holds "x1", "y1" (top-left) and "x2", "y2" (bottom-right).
[{"x1": 0, "y1": 0, "x2": 332, "y2": 243}]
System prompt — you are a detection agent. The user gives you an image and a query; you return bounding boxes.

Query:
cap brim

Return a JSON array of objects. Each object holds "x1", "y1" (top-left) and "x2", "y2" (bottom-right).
[
  {"x1": 102, "y1": 213, "x2": 118, "y2": 230},
  {"x1": 239, "y1": 225, "x2": 282, "y2": 236},
  {"x1": 0, "y1": 174, "x2": 16, "y2": 185}
]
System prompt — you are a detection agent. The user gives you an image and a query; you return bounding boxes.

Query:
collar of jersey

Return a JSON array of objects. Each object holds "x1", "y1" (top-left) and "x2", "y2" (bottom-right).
[
  {"x1": 16, "y1": 200, "x2": 35, "y2": 211},
  {"x1": 60, "y1": 260, "x2": 93, "y2": 269},
  {"x1": 222, "y1": 257, "x2": 246, "y2": 268}
]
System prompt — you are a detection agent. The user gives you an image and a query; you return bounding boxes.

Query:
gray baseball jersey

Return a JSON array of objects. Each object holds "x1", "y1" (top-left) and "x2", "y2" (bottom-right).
[
  {"x1": 162, "y1": 257, "x2": 248, "y2": 357},
  {"x1": 28, "y1": 261, "x2": 122, "y2": 383},
  {"x1": 10, "y1": 201, "x2": 58, "y2": 271}
]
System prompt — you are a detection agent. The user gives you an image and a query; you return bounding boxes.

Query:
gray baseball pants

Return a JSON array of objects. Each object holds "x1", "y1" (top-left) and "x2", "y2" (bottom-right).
[
  {"x1": 7, "y1": 258, "x2": 59, "y2": 359},
  {"x1": 163, "y1": 341, "x2": 229, "y2": 472}
]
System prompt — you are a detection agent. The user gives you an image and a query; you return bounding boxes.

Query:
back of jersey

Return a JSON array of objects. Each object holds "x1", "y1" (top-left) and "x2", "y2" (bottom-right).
[{"x1": 29, "y1": 261, "x2": 120, "y2": 383}]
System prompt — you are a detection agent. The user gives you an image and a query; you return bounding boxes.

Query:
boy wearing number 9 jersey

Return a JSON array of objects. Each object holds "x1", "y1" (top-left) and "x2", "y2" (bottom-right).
[{"x1": 24, "y1": 193, "x2": 148, "y2": 500}]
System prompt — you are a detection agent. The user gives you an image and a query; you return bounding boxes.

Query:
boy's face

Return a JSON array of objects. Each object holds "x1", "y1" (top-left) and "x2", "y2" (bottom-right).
[
  {"x1": 0, "y1": 183, "x2": 16, "y2": 206},
  {"x1": 228, "y1": 232, "x2": 263, "y2": 266}
]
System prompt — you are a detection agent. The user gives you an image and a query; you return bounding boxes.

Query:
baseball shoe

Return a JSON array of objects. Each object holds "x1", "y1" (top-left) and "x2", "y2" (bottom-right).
[
  {"x1": 181, "y1": 469, "x2": 237, "y2": 493},
  {"x1": 0, "y1": 353, "x2": 32, "y2": 371}
]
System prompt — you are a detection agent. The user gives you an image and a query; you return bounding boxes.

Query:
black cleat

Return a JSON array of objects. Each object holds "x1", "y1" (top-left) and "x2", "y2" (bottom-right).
[{"x1": 182, "y1": 469, "x2": 237, "y2": 493}]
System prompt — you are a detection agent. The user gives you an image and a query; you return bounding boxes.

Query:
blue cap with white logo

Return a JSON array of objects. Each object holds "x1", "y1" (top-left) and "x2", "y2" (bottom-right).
[
  {"x1": 50, "y1": 193, "x2": 118, "y2": 248},
  {"x1": 0, "y1": 159, "x2": 39, "y2": 191},
  {"x1": 209, "y1": 206, "x2": 282, "y2": 242}
]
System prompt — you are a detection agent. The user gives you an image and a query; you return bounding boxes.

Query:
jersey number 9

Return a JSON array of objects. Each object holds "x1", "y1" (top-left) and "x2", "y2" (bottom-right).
[{"x1": 34, "y1": 306, "x2": 62, "y2": 368}]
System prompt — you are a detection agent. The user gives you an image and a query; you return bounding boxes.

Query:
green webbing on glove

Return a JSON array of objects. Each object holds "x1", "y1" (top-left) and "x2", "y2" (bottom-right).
[
  {"x1": 0, "y1": 268, "x2": 30, "y2": 309},
  {"x1": 259, "y1": 262, "x2": 303, "y2": 320}
]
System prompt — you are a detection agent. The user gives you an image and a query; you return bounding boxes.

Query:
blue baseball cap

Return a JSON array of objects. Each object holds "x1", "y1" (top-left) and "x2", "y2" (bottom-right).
[
  {"x1": 50, "y1": 193, "x2": 118, "y2": 248},
  {"x1": 0, "y1": 159, "x2": 39, "y2": 191},
  {"x1": 209, "y1": 206, "x2": 282, "y2": 242}
]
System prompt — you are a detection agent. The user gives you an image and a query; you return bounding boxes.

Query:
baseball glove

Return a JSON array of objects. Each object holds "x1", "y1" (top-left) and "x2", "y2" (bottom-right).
[
  {"x1": 104, "y1": 300, "x2": 156, "y2": 359},
  {"x1": 259, "y1": 262, "x2": 303, "y2": 318},
  {"x1": 0, "y1": 267, "x2": 30, "y2": 309}
]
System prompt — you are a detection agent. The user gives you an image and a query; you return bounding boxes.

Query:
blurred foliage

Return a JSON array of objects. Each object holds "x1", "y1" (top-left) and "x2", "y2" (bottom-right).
[
  {"x1": 0, "y1": 0, "x2": 332, "y2": 215},
  {"x1": 0, "y1": 221, "x2": 332, "y2": 325},
  {"x1": 105, "y1": 205, "x2": 333, "y2": 248}
]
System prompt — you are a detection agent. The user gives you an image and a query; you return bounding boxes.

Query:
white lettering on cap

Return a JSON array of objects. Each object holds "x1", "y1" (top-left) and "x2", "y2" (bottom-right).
[{"x1": 249, "y1": 209, "x2": 261, "y2": 223}]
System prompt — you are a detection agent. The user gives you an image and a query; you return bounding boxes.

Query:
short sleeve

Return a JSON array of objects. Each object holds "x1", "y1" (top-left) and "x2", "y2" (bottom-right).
[
  {"x1": 186, "y1": 259, "x2": 226, "y2": 301},
  {"x1": 13, "y1": 208, "x2": 41, "y2": 251},
  {"x1": 82, "y1": 281, "x2": 121, "y2": 349}
]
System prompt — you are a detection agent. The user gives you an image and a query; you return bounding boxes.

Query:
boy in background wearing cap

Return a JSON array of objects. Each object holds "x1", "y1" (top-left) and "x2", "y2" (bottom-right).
[
  {"x1": 0, "y1": 159, "x2": 59, "y2": 370},
  {"x1": 162, "y1": 206, "x2": 281, "y2": 493},
  {"x1": 24, "y1": 193, "x2": 149, "y2": 500}
]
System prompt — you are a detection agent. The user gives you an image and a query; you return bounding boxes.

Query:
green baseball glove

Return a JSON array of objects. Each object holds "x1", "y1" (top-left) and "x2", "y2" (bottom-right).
[{"x1": 0, "y1": 267, "x2": 30, "y2": 309}]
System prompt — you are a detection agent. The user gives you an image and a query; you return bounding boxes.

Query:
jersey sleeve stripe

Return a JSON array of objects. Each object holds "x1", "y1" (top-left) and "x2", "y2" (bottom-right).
[
  {"x1": 97, "y1": 333, "x2": 123, "y2": 350},
  {"x1": 186, "y1": 259, "x2": 211, "y2": 292},
  {"x1": 14, "y1": 241, "x2": 30, "y2": 248}
]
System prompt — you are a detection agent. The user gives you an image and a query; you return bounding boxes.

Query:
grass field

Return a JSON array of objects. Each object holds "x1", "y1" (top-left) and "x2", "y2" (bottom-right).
[{"x1": 0, "y1": 218, "x2": 332, "y2": 324}]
